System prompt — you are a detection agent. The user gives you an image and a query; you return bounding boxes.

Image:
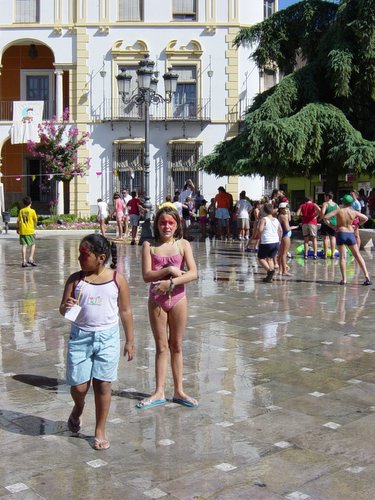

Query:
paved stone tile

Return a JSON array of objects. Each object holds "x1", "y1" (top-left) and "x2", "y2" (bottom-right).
[
  {"x1": 236, "y1": 447, "x2": 347, "y2": 497},
  {"x1": 281, "y1": 392, "x2": 372, "y2": 425},
  {"x1": 232, "y1": 408, "x2": 324, "y2": 444},
  {"x1": 300, "y1": 463, "x2": 375, "y2": 500},
  {"x1": 1, "y1": 233, "x2": 375, "y2": 498}
]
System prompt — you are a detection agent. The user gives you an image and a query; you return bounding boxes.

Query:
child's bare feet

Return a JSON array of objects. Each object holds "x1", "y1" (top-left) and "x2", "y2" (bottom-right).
[
  {"x1": 172, "y1": 393, "x2": 198, "y2": 408},
  {"x1": 136, "y1": 392, "x2": 167, "y2": 409},
  {"x1": 93, "y1": 438, "x2": 110, "y2": 450}
]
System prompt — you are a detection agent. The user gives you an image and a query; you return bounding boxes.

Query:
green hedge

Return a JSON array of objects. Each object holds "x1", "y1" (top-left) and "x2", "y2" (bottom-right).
[
  {"x1": 37, "y1": 214, "x2": 97, "y2": 226},
  {"x1": 9, "y1": 202, "x2": 21, "y2": 217}
]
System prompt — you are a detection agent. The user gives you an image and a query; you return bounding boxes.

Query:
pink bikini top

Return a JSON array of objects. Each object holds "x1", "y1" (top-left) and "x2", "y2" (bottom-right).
[
  {"x1": 151, "y1": 252, "x2": 184, "y2": 272},
  {"x1": 149, "y1": 251, "x2": 186, "y2": 311},
  {"x1": 149, "y1": 245, "x2": 185, "y2": 310},
  {"x1": 150, "y1": 240, "x2": 184, "y2": 272}
]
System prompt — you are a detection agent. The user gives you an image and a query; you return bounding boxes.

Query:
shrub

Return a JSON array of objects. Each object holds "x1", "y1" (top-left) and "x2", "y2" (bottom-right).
[
  {"x1": 36, "y1": 213, "x2": 99, "y2": 229},
  {"x1": 364, "y1": 218, "x2": 375, "y2": 229},
  {"x1": 56, "y1": 214, "x2": 78, "y2": 223},
  {"x1": 9, "y1": 202, "x2": 21, "y2": 217}
]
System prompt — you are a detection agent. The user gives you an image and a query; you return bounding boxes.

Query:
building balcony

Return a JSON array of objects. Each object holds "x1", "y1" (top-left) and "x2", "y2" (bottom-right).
[
  {"x1": 238, "y1": 98, "x2": 254, "y2": 121},
  {"x1": 0, "y1": 100, "x2": 56, "y2": 121},
  {"x1": 100, "y1": 97, "x2": 211, "y2": 123}
]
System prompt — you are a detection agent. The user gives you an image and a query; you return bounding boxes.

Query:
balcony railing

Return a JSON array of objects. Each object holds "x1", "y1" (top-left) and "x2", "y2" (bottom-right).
[
  {"x1": 238, "y1": 98, "x2": 254, "y2": 120},
  {"x1": 101, "y1": 97, "x2": 211, "y2": 122},
  {"x1": 0, "y1": 100, "x2": 56, "y2": 121}
]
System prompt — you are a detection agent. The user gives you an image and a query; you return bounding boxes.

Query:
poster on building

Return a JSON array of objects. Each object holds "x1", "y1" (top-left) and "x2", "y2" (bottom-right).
[{"x1": 10, "y1": 101, "x2": 44, "y2": 144}]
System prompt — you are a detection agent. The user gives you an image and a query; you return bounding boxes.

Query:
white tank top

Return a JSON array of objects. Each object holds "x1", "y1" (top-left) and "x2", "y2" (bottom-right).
[
  {"x1": 73, "y1": 272, "x2": 119, "y2": 329},
  {"x1": 261, "y1": 217, "x2": 280, "y2": 244}
]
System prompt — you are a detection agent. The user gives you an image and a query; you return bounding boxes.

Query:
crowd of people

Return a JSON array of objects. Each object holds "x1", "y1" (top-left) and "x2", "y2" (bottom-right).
[
  {"x1": 146, "y1": 184, "x2": 373, "y2": 287},
  {"x1": 245, "y1": 189, "x2": 372, "y2": 286},
  {"x1": 96, "y1": 189, "x2": 147, "y2": 245},
  {"x1": 17, "y1": 182, "x2": 375, "y2": 288}
]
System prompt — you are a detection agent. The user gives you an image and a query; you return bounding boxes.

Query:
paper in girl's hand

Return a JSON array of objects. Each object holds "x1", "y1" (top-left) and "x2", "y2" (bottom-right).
[{"x1": 64, "y1": 304, "x2": 82, "y2": 322}]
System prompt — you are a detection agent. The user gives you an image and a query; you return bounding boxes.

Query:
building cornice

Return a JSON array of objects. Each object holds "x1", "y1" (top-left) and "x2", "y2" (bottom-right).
[
  {"x1": 0, "y1": 22, "x2": 252, "y2": 30},
  {"x1": 167, "y1": 139, "x2": 203, "y2": 144},
  {"x1": 166, "y1": 40, "x2": 203, "y2": 58},
  {"x1": 113, "y1": 139, "x2": 145, "y2": 144},
  {"x1": 111, "y1": 39, "x2": 149, "y2": 58}
]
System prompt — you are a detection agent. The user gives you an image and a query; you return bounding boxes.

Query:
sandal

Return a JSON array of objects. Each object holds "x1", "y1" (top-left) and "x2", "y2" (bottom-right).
[{"x1": 93, "y1": 438, "x2": 110, "y2": 450}]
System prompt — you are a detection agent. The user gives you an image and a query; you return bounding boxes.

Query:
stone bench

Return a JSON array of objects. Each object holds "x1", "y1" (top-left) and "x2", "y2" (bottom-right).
[{"x1": 359, "y1": 229, "x2": 375, "y2": 250}]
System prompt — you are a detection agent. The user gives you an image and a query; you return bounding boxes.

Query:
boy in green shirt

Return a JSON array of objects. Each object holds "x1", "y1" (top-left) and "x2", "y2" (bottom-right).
[{"x1": 17, "y1": 196, "x2": 38, "y2": 268}]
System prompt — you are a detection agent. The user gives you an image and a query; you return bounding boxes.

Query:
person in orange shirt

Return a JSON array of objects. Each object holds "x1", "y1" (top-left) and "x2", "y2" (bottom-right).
[{"x1": 214, "y1": 186, "x2": 233, "y2": 240}]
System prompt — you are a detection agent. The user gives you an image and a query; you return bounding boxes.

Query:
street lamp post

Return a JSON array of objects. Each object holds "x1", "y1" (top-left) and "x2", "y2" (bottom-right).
[{"x1": 116, "y1": 54, "x2": 178, "y2": 243}]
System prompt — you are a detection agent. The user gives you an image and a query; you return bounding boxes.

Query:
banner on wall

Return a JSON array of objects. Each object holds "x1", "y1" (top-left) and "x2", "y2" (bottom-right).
[{"x1": 10, "y1": 101, "x2": 44, "y2": 144}]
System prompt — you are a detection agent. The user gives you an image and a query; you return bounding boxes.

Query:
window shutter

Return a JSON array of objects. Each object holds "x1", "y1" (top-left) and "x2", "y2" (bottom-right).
[
  {"x1": 119, "y1": 0, "x2": 141, "y2": 21},
  {"x1": 16, "y1": 0, "x2": 39, "y2": 22}
]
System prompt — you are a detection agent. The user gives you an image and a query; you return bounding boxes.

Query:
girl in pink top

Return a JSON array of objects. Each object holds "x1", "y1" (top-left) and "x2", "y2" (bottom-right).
[{"x1": 137, "y1": 206, "x2": 198, "y2": 409}]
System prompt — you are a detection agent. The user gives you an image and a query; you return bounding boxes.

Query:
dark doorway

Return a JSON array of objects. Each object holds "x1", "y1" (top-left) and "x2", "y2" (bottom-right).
[
  {"x1": 28, "y1": 159, "x2": 42, "y2": 201},
  {"x1": 27, "y1": 158, "x2": 54, "y2": 214}
]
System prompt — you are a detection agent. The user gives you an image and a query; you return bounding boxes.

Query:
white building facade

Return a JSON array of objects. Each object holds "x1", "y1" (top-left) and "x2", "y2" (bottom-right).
[{"x1": 0, "y1": 0, "x2": 277, "y2": 216}]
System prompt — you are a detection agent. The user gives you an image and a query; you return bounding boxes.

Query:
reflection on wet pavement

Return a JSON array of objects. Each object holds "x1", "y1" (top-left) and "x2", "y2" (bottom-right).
[{"x1": 1, "y1": 233, "x2": 375, "y2": 499}]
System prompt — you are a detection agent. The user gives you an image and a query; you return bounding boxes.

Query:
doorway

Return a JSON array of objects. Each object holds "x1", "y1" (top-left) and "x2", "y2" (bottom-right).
[{"x1": 27, "y1": 158, "x2": 54, "y2": 213}]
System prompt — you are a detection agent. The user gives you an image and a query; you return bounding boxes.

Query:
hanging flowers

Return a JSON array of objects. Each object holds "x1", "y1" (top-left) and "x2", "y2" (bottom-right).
[{"x1": 27, "y1": 108, "x2": 91, "y2": 183}]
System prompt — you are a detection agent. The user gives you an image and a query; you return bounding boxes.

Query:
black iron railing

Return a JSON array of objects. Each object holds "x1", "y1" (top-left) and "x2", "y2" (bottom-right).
[
  {"x1": 0, "y1": 100, "x2": 56, "y2": 121},
  {"x1": 101, "y1": 97, "x2": 211, "y2": 122}
]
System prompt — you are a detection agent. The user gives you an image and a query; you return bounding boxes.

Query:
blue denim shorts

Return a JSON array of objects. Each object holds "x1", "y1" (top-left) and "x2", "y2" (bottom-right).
[
  {"x1": 66, "y1": 323, "x2": 120, "y2": 386},
  {"x1": 215, "y1": 208, "x2": 230, "y2": 221}
]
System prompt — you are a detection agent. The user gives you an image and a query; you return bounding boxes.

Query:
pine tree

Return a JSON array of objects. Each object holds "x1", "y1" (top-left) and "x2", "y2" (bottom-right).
[{"x1": 198, "y1": 0, "x2": 375, "y2": 179}]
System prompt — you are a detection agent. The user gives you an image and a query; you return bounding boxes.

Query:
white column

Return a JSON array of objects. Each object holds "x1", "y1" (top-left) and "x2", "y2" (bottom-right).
[
  {"x1": 56, "y1": 180, "x2": 64, "y2": 216},
  {"x1": 55, "y1": 69, "x2": 64, "y2": 119},
  {"x1": 55, "y1": 69, "x2": 64, "y2": 215}
]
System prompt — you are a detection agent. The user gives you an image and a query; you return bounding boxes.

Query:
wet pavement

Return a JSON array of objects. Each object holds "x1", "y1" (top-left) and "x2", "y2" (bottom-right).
[{"x1": 1, "y1": 231, "x2": 375, "y2": 499}]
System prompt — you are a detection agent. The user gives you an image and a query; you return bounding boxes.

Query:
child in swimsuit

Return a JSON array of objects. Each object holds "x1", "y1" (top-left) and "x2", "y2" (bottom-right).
[
  {"x1": 278, "y1": 202, "x2": 298, "y2": 276},
  {"x1": 137, "y1": 206, "x2": 198, "y2": 409}
]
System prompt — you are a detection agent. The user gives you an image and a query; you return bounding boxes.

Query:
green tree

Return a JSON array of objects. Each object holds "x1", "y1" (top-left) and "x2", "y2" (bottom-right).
[{"x1": 198, "y1": 0, "x2": 375, "y2": 179}]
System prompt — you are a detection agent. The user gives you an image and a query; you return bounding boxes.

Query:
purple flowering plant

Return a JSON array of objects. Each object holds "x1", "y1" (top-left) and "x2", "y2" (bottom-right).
[{"x1": 27, "y1": 108, "x2": 91, "y2": 183}]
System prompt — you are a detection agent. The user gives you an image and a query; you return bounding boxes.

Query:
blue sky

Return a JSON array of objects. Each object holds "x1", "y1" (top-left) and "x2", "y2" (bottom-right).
[
  {"x1": 279, "y1": 0, "x2": 339, "y2": 8},
  {"x1": 279, "y1": 0, "x2": 300, "y2": 8}
]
